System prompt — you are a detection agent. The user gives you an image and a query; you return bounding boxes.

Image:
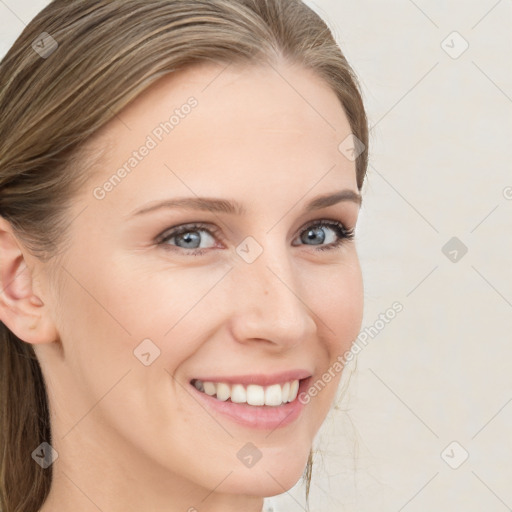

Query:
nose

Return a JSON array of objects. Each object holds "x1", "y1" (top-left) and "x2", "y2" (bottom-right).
[{"x1": 227, "y1": 244, "x2": 317, "y2": 349}]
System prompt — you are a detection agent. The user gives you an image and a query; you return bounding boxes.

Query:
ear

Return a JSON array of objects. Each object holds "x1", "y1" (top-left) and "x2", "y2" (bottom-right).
[{"x1": 0, "y1": 216, "x2": 58, "y2": 344}]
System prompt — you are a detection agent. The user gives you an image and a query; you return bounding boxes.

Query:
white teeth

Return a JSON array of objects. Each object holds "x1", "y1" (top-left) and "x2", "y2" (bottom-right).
[
  {"x1": 265, "y1": 384, "x2": 282, "y2": 406},
  {"x1": 246, "y1": 384, "x2": 265, "y2": 406},
  {"x1": 192, "y1": 379, "x2": 301, "y2": 406},
  {"x1": 231, "y1": 384, "x2": 246, "y2": 403},
  {"x1": 216, "y1": 382, "x2": 231, "y2": 401},
  {"x1": 289, "y1": 379, "x2": 299, "y2": 400},
  {"x1": 203, "y1": 381, "x2": 216, "y2": 396},
  {"x1": 282, "y1": 381, "x2": 290, "y2": 401}
]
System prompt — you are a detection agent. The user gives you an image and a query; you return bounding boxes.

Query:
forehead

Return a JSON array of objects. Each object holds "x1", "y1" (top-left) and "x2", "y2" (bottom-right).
[
  {"x1": 115, "y1": 60, "x2": 348, "y2": 125},
  {"x1": 85, "y1": 61, "x2": 357, "y2": 213}
]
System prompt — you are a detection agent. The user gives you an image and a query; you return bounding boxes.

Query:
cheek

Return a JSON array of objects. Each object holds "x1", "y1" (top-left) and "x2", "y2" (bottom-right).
[
  {"x1": 60, "y1": 257, "x2": 233, "y2": 395},
  {"x1": 329, "y1": 266, "x2": 363, "y2": 350},
  {"x1": 307, "y1": 254, "x2": 364, "y2": 350},
  {"x1": 301, "y1": 256, "x2": 363, "y2": 413}
]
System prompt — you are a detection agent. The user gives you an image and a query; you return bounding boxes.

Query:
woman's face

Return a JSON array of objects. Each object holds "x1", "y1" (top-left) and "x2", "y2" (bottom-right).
[{"x1": 35, "y1": 61, "x2": 363, "y2": 508}]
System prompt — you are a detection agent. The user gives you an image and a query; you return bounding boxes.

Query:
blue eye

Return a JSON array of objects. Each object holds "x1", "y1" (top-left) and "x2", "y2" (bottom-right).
[
  {"x1": 295, "y1": 220, "x2": 355, "y2": 251},
  {"x1": 156, "y1": 220, "x2": 355, "y2": 256}
]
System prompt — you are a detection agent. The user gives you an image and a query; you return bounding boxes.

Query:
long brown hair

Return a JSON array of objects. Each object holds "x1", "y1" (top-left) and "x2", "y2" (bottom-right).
[{"x1": 0, "y1": 1, "x2": 368, "y2": 510}]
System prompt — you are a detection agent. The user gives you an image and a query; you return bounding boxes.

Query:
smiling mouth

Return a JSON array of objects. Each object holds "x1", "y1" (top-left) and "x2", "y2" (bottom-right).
[{"x1": 190, "y1": 378, "x2": 305, "y2": 407}]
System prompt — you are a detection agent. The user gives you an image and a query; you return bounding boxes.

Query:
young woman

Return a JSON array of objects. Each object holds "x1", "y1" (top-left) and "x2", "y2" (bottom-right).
[{"x1": 0, "y1": 1, "x2": 369, "y2": 511}]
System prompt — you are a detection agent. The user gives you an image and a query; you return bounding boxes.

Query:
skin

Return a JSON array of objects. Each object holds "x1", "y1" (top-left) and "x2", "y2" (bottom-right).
[{"x1": 0, "y1": 60, "x2": 363, "y2": 512}]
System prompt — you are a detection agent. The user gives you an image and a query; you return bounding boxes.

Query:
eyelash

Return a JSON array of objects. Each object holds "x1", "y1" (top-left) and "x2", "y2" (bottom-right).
[{"x1": 156, "y1": 220, "x2": 355, "y2": 256}]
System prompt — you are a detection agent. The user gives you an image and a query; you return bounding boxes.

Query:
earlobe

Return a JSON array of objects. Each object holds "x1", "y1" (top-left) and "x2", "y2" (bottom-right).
[{"x1": 0, "y1": 217, "x2": 58, "y2": 345}]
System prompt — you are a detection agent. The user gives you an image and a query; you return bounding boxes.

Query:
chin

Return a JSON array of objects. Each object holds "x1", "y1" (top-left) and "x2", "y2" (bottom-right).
[{"x1": 216, "y1": 450, "x2": 309, "y2": 497}]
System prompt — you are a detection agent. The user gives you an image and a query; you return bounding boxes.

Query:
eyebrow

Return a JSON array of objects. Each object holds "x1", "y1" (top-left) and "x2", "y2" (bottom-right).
[{"x1": 131, "y1": 189, "x2": 362, "y2": 217}]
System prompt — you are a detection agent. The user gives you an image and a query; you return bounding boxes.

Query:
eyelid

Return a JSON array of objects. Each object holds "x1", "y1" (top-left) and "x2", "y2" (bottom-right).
[{"x1": 155, "y1": 222, "x2": 222, "y2": 245}]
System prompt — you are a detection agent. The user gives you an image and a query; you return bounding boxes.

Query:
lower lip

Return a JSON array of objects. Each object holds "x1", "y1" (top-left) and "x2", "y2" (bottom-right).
[{"x1": 189, "y1": 377, "x2": 311, "y2": 430}]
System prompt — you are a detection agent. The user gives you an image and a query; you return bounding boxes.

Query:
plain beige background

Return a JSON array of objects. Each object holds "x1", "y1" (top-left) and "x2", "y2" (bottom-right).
[{"x1": 1, "y1": 1, "x2": 511, "y2": 511}]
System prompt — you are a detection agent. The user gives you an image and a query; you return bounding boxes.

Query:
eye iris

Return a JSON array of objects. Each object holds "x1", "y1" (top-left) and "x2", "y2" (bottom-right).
[
  {"x1": 177, "y1": 231, "x2": 201, "y2": 249},
  {"x1": 303, "y1": 226, "x2": 325, "y2": 245}
]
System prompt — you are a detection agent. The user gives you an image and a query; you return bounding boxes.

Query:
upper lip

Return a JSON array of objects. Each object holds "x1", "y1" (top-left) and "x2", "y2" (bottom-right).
[{"x1": 190, "y1": 369, "x2": 312, "y2": 387}]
